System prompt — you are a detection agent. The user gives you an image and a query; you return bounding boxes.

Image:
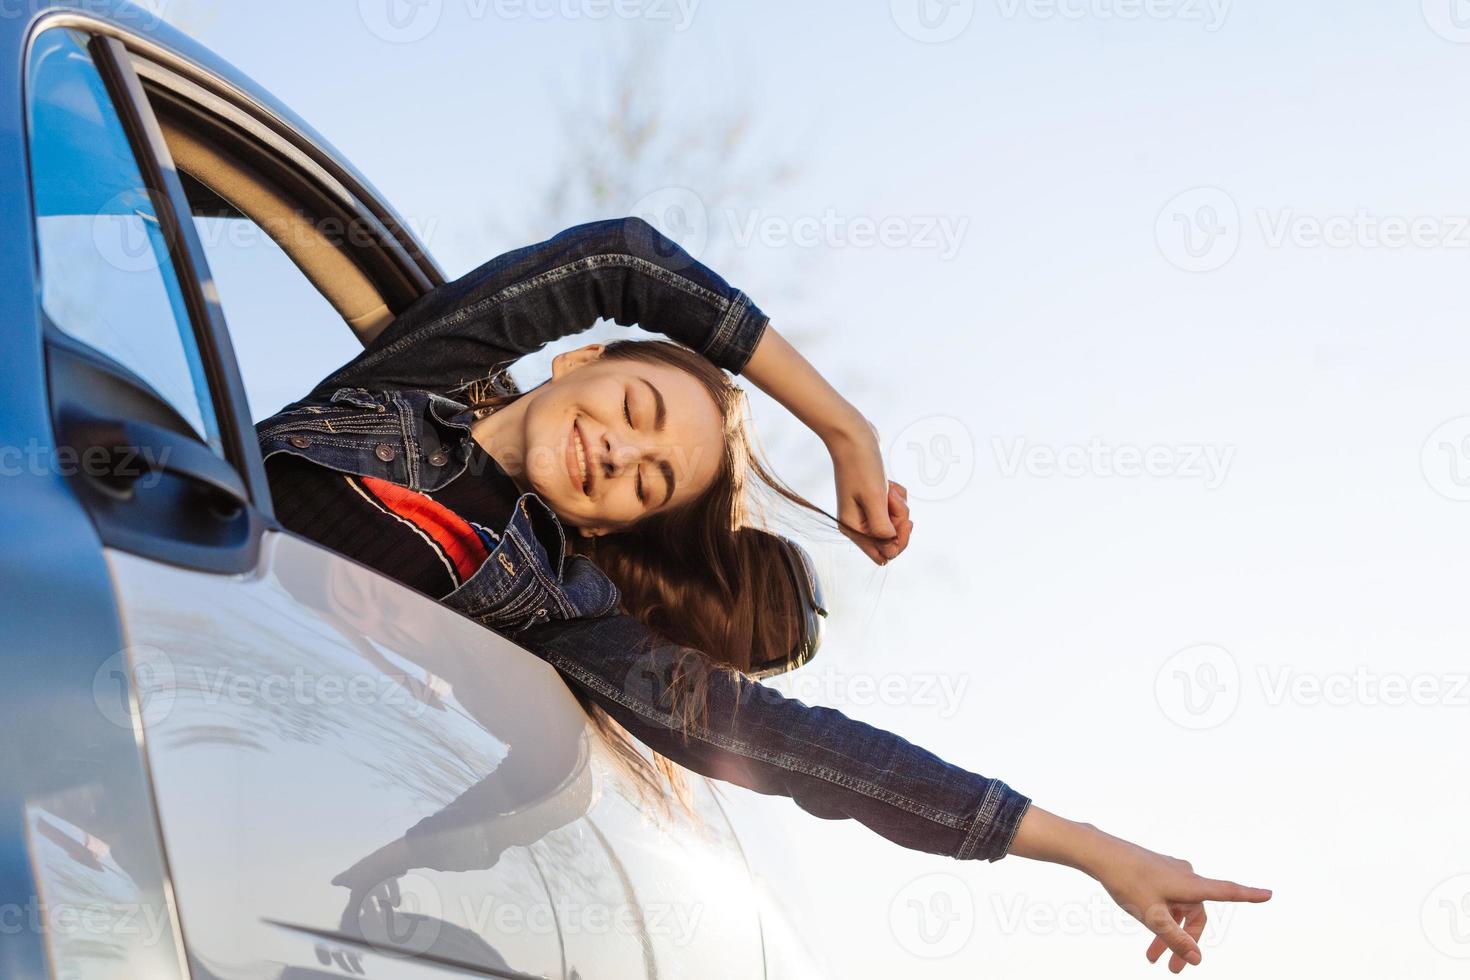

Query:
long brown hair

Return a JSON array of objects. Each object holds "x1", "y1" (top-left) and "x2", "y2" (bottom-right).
[{"x1": 463, "y1": 339, "x2": 882, "y2": 816}]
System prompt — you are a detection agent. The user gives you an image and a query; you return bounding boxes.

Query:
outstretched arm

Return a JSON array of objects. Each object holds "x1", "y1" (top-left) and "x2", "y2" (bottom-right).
[
  {"x1": 512, "y1": 605, "x2": 1271, "y2": 973},
  {"x1": 514, "y1": 609, "x2": 1032, "y2": 862},
  {"x1": 1009, "y1": 806, "x2": 1273, "y2": 973}
]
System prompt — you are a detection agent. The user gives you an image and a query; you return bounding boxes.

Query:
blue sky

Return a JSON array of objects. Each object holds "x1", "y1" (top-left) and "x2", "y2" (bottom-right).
[{"x1": 159, "y1": 2, "x2": 1470, "y2": 975}]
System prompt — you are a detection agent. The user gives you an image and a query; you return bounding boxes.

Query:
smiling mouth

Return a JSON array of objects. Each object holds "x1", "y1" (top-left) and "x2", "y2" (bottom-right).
[{"x1": 570, "y1": 419, "x2": 590, "y2": 496}]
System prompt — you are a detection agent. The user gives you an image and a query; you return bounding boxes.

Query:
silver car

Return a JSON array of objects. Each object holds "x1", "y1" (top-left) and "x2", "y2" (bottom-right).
[{"x1": 0, "y1": 3, "x2": 818, "y2": 977}]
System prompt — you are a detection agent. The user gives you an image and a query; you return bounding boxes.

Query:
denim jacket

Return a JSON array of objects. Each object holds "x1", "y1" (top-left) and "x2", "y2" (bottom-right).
[{"x1": 256, "y1": 218, "x2": 1031, "y2": 863}]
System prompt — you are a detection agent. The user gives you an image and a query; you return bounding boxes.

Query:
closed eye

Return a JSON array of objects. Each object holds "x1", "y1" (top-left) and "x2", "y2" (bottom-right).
[{"x1": 623, "y1": 393, "x2": 634, "y2": 428}]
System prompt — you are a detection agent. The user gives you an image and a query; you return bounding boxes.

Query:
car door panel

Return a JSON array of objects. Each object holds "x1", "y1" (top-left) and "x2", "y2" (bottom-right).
[{"x1": 19, "y1": 10, "x2": 772, "y2": 980}]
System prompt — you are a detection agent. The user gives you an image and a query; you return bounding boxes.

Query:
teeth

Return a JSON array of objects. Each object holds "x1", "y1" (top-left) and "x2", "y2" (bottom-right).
[{"x1": 573, "y1": 424, "x2": 587, "y2": 492}]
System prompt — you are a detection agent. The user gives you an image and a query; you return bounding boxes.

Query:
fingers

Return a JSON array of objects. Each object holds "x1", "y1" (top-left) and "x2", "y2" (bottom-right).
[
  {"x1": 1196, "y1": 877, "x2": 1273, "y2": 903},
  {"x1": 863, "y1": 489, "x2": 898, "y2": 539},
  {"x1": 1144, "y1": 903, "x2": 1201, "y2": 970},
  {"x1": 839, "y1": 483, "x2": 915, "y2": 566},
  {"x1": 1167, "y1": 904, "x2": 1207, "y2": 973},
  {"x1": 836, "y1": 499, "x2": 883, "y2": 564}
]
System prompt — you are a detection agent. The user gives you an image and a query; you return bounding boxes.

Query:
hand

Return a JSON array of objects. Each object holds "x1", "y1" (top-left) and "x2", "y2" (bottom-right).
[
  {"x1": 826, "y1": 423, "x2": 912, "y2": 565},
  {"x1": 1090, "y1": 835, "x2": 1273, "y2": 972}
]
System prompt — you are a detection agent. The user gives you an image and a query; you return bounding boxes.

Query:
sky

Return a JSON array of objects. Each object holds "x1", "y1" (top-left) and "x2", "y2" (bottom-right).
[{"x1": 152, "y1": 1, "x2": 1470, "y2": 976}]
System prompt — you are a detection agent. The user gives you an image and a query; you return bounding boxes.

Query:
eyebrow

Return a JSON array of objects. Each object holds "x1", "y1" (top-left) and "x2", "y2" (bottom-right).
[
  {"x1": 640, "y1": 378, "x2": 667, "y2": 432},
  {"x1": 639, "y1": 378, "x2": 674, "y2": 506}
]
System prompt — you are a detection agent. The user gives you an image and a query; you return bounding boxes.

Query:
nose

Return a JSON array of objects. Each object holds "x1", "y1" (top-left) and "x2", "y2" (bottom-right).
[{"x1": 600, "y1": 429, "x2": 660, "y2": 478}]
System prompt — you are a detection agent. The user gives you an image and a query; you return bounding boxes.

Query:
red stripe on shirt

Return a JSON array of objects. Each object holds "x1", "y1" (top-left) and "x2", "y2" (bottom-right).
[{"x1": 360, "y1": 476, "x2": 490, "y2": 583}]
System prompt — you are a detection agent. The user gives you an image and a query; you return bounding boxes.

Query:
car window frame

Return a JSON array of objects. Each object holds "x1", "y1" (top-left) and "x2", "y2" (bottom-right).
[
  {"x1": 24, "y1": 20, "x2": 267, "y2": 519},
  {"x1": 26, "y1": 8, "x2": 448, "y2": 535}
]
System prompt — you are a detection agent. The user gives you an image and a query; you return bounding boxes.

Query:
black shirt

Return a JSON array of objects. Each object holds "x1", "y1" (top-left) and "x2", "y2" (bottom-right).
[{"x1": 265, "y1": 438, "x2": 522, "y2": 599}]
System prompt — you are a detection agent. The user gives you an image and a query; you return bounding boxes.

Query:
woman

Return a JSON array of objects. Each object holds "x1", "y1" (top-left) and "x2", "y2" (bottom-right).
[{"x1": 258, "y1": 217, "x2": 1270, "y2": 972}]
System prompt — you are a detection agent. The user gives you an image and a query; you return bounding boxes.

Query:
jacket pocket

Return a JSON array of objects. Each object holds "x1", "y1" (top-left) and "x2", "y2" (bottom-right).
[{"x1": 329, "y1": 387, "x2": 390, "y2": 411}]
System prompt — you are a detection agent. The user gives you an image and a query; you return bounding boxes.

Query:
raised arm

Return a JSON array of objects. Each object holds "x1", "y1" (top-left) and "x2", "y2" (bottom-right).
[
  {"x1": 295, "y1": 216, "x2": 911, "y2": 566},
  {"x1": 300, "y1": 217, "x2": 770, "y2": 402},
  {"x1": 513, "y1": 609, "x2": 1032, "y2": 862}
]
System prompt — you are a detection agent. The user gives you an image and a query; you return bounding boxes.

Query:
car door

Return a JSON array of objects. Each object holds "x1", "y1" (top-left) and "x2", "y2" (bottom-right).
[
  {"x1": 24, "y1": 17, "x2": 568, "y2": 980},
  {"x1": 25, "y1": 9, "x2": 769, "y2": 980}
]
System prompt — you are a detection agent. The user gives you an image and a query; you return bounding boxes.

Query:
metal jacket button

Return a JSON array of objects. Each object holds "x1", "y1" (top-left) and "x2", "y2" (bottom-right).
[
  {"x1": 428, "y1": 450, "x2": 449, "y2": 467},
  {"x1": 288, "y1": 434, "x2": 311, "y2": 449},
  {"x1": 375, "y1": 444, "x2": 396, "y2": 462}
]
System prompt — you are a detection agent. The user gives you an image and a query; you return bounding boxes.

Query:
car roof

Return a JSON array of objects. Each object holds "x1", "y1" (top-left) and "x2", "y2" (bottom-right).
[{"x1": 2, "y1": 0, "x2": 444, "y2": 285}]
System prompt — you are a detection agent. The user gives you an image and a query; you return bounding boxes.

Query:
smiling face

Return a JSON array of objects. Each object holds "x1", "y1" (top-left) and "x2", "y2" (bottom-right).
[{"x1": 486, "y1": 345, "x2": 728, "y2": 536}]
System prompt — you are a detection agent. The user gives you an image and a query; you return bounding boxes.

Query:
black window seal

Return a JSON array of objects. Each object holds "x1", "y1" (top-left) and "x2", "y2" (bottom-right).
[{"x1": 88, "y1": 33, "x2": 275, "y2": 523}]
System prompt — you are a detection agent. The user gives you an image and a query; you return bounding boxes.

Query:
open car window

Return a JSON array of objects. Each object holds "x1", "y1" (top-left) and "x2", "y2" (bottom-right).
[
  {"x1": 183, "y1": 179, "x2": 363, "y2": 422},
  {"x1": 133, "y1": 55, "x2": 439, "y2": 422}
]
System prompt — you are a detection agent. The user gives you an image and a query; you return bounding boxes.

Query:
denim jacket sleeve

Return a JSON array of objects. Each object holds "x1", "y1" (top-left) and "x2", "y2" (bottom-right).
[
  {"x1": 298, "y1": 217, "x2": 771, "y2": 404},
  {"x1": 512, "y1": 610, "x2": 1033, "y2": 863}
]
